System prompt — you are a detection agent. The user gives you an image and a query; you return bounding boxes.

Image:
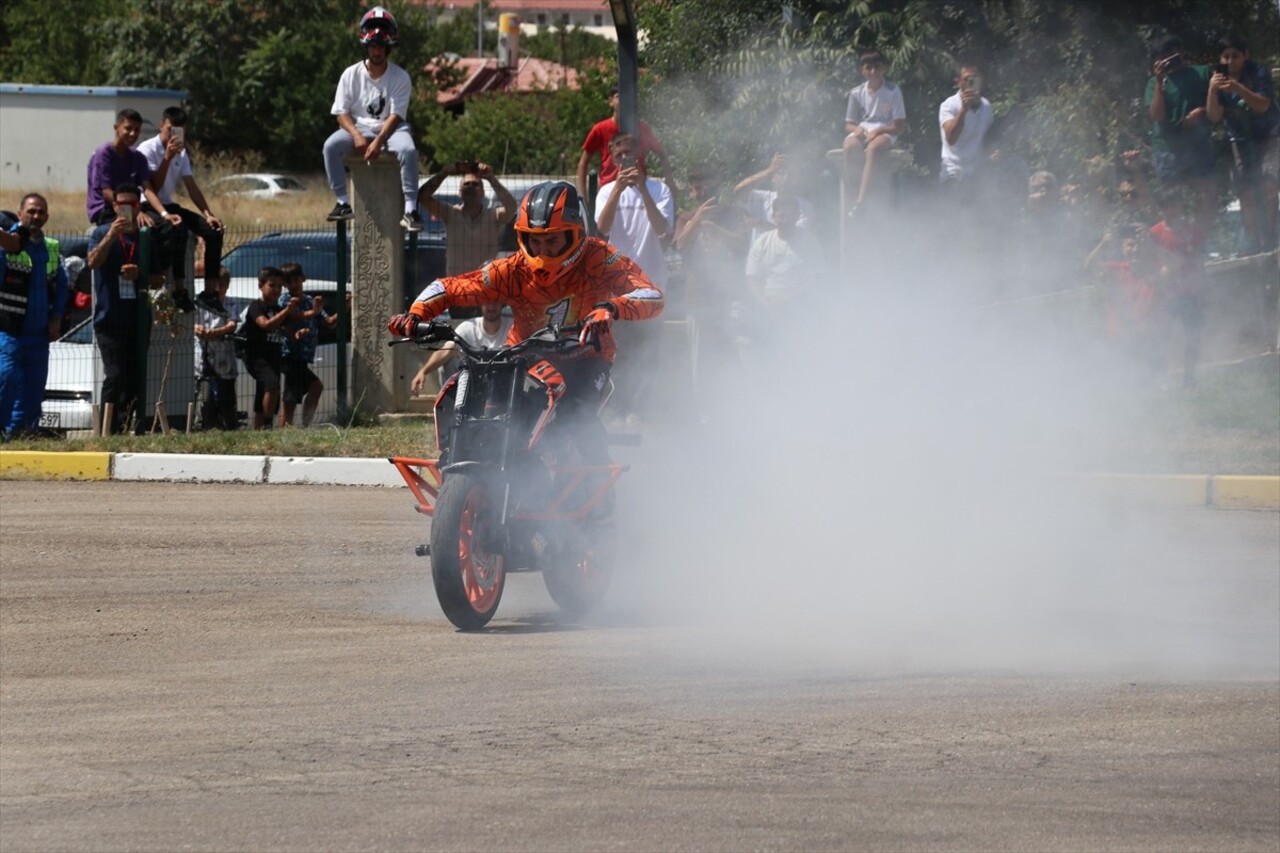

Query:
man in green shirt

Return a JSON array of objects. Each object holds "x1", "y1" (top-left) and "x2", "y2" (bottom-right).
[{"x1": 1143, "y1": 34, "x2": 1216, "y2": 228}]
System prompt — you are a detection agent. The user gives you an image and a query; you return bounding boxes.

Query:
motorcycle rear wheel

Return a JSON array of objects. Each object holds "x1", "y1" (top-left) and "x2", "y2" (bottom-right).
[
  {"x1": 542, "y1": 521, "x2": 616, "y2": 616},
  {"x1": 431, "y1": 473, "x2": 505, "y2": 630}
]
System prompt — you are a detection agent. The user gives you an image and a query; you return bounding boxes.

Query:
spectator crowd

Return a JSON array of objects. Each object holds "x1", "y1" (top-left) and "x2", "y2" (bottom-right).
[{"x1": 1, "y1": 15, "x2": 1277, "y2": 438}]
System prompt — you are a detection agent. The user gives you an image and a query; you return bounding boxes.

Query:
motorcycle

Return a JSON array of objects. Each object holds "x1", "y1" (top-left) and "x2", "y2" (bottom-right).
[{"x1": 389, "y1": 321, "x2": 624, "y2": 630}]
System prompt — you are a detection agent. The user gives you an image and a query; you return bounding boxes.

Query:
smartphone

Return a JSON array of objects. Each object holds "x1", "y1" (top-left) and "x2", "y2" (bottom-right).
[
  {"x1": 1163, "y1": 54, "x2": 1184, "y2": 72},
  {"x1": 964, "y1": 74, "x2": 982, "y2": 96},
  {"x1": 1214, "y1": 63, "x2": 1229, "y2": 76},
  {"x1": 465, "y1": 160, "x2": 479, "y2": 173},
  {"x1": 117, "y1": 203, "x2": 135, "y2": 222},
  {"x1": 171, "y1": 126, "x2": 185, "y2": 144}
]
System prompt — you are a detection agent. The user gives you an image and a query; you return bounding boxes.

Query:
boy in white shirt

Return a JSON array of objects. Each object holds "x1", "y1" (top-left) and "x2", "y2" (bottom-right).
[
  {"x1": 322, "y1": 6, "x2": 422, "y2": 231},
  {"x1": 842, "y1": 50, "x2": 907, "y2": 211}
]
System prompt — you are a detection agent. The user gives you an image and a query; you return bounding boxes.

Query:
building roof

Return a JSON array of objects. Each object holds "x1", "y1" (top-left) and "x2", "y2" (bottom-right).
[
  {"x1": 427, "y1": 55, "x2": 579, "y2": 107},
  {"x1": 409, "y1": 0, "x2": 612, "y2": 12},
  {"x1": 0, "y1": 84, "x2": 187, "y2": 99}
]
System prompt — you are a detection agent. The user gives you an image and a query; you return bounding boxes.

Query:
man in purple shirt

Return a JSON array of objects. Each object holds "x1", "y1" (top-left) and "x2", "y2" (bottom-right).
[{"x1": 85, "y1": 109, "x2": 178, "y2": 229}]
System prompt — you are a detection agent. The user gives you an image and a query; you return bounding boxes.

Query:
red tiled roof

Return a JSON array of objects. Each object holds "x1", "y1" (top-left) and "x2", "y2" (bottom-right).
[
  {"x1": 406, "y1": 0, "x2": 611, "y2": 12},
  {"x1": 426, "y1": 55, "x2": 580, "y2": 107}
]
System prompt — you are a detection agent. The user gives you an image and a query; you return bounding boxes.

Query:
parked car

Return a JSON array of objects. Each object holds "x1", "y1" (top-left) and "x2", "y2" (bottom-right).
[
  {"x1": 42, "y1": 316, "x2": 96, "y2": 431},
  {"x1": 213, "y1": 173, "x2": 307, "y2": 199},
  {"x1": 221, "y1": 229, "x2": 446, "y2": 311}
]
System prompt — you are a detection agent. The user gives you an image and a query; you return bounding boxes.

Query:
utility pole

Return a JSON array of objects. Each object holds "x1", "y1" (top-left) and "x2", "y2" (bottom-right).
[
  {"x1": 477, "y1": 1, "x2": 483, "y2": 58},
  {"x1": 607, "y1": 0, "x2": 638, "y2": 137}
]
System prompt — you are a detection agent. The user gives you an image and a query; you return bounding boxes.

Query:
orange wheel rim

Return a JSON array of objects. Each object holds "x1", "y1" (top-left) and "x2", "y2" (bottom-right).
[{"x1": 458, "y1": 486, "x2": 503, "y2": 613}]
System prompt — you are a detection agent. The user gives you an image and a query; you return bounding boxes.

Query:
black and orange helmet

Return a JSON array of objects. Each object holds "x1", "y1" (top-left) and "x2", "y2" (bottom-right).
[{"x1": 514, "y1": 181, "x2": 587, "y2": 283}]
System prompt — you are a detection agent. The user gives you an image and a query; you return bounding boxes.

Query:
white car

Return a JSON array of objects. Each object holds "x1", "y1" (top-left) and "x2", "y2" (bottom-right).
[
  {"x1": 213, "y1": 173, "x2": 307, "y2": 199},
  {"x1": 42, "y1": 317, "x2": 96, "y2": 432}
]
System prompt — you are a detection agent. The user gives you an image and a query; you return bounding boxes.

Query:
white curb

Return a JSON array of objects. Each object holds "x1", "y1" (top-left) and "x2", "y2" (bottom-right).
[
  {"x1": 267, "y1": 456, "x2": 405, "y2": 487},
  {"x1": 112, "y1": 453, "x2": 267, "y2": 483}
]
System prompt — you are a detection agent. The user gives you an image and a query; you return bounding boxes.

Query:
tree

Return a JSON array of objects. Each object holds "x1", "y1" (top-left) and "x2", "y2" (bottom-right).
[
  {"x1": 634, "y1": 0, "x2": 1280, "y2": 188},
  {"x1": 0, "y1": 0, "x2": 127, "y2": 85}
]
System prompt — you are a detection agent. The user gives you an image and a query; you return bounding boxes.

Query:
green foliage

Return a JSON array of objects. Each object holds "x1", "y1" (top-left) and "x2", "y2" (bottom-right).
[
  {"x1": 638, "y1": 0, "x2": 1280, "y2": 187},
  {"x1": 520, "y1": 26, "x2": 616, "y2": 68},
  {"x1": 6, "y1": 0, "x2": 1278, "y2": 188},
  {"x1": 0, "y1": 0, "x2": 128, "y2": 84},
  {"x1": 419, "y1": 70, "x2": 614, "y2": 175}
]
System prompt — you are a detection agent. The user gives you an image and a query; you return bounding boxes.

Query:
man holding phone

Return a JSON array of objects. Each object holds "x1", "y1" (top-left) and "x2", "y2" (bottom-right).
[
  {"x1": 1206, "y1": 33, "x2": 1279, "y2": 252},
  {"x1": 938, "y1": 61, "x2": 994, "y2": 185},
  {"x1": 417, "y1": 160, "x2": 518, "y2": 277},
  {"x1": 1144, "y1": 34, "x2": 1215, "y2": 228},
  {"x1": 86, "y1": 184, "x2": 163, "y2": 435},
  {"x1": 137, "y1": 106, "x2": 224, "y2": 301}
]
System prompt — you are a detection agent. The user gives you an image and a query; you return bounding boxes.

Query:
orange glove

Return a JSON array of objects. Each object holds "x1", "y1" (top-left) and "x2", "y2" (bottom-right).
[{"x1": 578, "y1": 304, "x2": 616, "y2": 349}]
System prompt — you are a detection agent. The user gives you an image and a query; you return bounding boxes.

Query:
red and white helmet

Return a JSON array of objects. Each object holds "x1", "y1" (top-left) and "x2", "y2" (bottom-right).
[{"x1": 359, "y1": 6, "x2": 398, "y2": 47}]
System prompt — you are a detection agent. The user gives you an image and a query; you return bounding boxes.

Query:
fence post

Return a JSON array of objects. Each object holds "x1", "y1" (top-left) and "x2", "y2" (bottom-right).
[
  {"x1": 135, "y1": 227, "x2": 153, "y2": 434},
  {"x1": 335, "y1": 219, "x2": 349, "y2": 421}
]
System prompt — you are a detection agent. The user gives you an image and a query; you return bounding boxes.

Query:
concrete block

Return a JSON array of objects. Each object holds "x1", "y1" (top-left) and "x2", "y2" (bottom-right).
[
  {"x1": 267, "y1": 456, "x2": 406, "y2": 487},
  {"x1": 0, "y1": 451, "x2": 111, "y2": 481},
  {"x1": 113, "y1": 453, "x2": 266, "y2": 483},
  {"x1": 1212, "y1": 476, "x2": 1280, "y2": 510}
]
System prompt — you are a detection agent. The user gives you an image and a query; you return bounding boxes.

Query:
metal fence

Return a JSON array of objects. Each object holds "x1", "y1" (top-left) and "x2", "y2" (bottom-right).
[{"x1": 45, "y1": 212, "x2": 518, "y2": 432}]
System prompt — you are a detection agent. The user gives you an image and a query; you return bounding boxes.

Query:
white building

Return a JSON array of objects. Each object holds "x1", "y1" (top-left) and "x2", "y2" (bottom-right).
[
  {"x1": 0, "y1": 84, "x2": 185, "y2": 194},
  {"x1": 413, "y1": 0, "x2": 618, "y2": 41}
]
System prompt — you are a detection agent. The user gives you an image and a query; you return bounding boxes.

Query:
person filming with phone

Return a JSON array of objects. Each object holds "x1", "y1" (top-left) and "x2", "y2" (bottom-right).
[
  {"x1": 85, "y1": 184, "x2": 164, "y2": 435},
  {"x1": 1144, "y1": 34, "x2": 1216, "y2": 230},
  {"x1": 938, "y1": 61, "x2": 994, "y2": 187},
  {"x1": 417, "y1": 160, "x2": 519, "y2": 277},
  {"x1": 136, "y1": 106, "x2": 224, "y2": 305},
  {"x1": 1206, "y1": 33, "x2": 1279, "y2": 253}
]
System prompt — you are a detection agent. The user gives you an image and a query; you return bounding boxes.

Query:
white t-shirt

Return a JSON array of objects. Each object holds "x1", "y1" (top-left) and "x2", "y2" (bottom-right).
[
  {"x1": 938, "y1": 92, "x2": 993, "y2": 180},
  {"x1": 438, "y1": 315, "x2": 514, "y2": 375},
  {"x1": 594, "y1": 177, "x2": 675, "y2": 288},
  {"x1": 745, "y1": 227, "x2": 821, "y2": 308},
  {"x1": 741, "y1": 189, "x2": 813, "y2": 243},
  {"x1": 331, "y1": 60, "x2": 413, "y2": 137},
  {"x1": 136, "y1": 134, "x2": 192, "y2": 206},
  {"x1": 845, "y1": 80, "x2": 906, "y2": 140}
]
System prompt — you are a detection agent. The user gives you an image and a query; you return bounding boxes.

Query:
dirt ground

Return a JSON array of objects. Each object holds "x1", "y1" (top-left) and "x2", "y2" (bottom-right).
[{"x1": 1, "y1": 480, "x2": 1277, "y2": 852}]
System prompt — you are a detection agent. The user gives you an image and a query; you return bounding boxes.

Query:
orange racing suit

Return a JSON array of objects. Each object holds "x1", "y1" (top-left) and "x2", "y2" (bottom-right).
[{"x1": 405, "y1": 237, "x2": 663, "y2": 362}]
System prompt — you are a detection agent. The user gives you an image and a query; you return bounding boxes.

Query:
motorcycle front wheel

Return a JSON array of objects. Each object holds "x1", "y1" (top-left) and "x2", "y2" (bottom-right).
[{"x1": 430, "y1": 473, "x2": 506, "y2": 630}]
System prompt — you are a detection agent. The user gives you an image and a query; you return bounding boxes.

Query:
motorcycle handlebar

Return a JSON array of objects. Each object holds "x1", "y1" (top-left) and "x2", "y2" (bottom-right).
[{"x1": 388, "y1": 320, "x2": 588, "y2": 360}]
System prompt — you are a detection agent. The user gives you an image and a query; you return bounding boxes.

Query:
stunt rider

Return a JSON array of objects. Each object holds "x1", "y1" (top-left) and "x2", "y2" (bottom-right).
[{"x1": 388, "y1": 181, "x2": 664, "y2": 435}]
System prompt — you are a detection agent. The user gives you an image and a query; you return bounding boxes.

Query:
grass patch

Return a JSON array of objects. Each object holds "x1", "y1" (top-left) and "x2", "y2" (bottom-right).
[
  {"x1": 1104, "y1": 354, "x2": 1280, "y2": 475},
  {"x1": 3, "y1": 422, "x2": 437, "y2": 459}
]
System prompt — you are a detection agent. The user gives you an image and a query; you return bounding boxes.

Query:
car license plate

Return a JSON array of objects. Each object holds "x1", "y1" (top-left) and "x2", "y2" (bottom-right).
[{"x1": 39, "y1": 411, "x2": 60, "y2": 428}]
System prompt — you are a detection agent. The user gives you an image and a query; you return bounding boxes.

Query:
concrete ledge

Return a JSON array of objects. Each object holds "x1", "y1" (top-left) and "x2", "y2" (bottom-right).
[
  {"x1": 1086, "y1": 473, "x2": 1211, "y2": 507},
  {"x1": 112, "y1": 453, "x2": 267, "y2": 483},
  {"x1": 0, "y1": 451, "x2": 111, "y2": 481},
  {"x1": 267, "y1": 456, "x2": 405, "y2": 487},
  {"x1": 2, "y1": 451, "x2": 1274, "y2": 508},
  {"x1": 1213, "y1": 475, "x2": 1280, "y2": 510}
]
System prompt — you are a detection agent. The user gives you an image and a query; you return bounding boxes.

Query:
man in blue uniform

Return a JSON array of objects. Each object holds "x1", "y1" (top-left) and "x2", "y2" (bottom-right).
[{"x1": 0, "y1": 193, "x2": 69, "y2": 439}]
